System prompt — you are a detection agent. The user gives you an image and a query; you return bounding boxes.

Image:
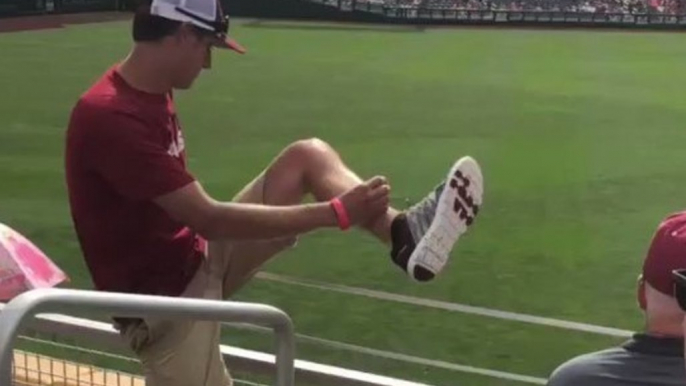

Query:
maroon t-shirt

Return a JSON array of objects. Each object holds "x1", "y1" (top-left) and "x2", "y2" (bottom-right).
[{"x1": 65, "y1": 66, "x2": 204, "y2": 297}]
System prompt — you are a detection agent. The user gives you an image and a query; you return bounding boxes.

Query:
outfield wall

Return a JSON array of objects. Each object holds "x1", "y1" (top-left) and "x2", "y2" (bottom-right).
[
  {"x1": 223, "y1": 0, "x2": 387, "y2": 22},
  {"x1": 2, "y1": 0, "x2": 686, "y2": 30},
  {"x1": 0, "y1": 0, "x2": 132, "y2": 18}
]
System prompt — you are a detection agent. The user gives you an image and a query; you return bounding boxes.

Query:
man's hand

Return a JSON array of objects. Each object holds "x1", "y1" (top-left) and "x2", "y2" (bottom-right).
[{"x1": 337, "y1": 176, "x2": 391, "y2": 226}]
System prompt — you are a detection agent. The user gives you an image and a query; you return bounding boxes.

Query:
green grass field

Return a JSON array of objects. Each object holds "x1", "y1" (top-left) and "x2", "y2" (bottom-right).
[{"x1": 3, "y1": 17, "x2": 686, "y2": 386}]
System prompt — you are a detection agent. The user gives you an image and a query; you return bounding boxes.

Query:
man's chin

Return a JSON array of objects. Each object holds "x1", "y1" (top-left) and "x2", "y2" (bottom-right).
[
  {"x1": 173, "y1": 78, "x2": 198, "y2": 90},
  {"x1": 173, "y1": 83, "x2": 193, "y2": 91}
]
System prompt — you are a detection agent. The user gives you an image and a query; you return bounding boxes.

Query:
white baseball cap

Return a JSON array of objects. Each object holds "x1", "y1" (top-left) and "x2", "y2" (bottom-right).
[{"x1": 149, "y1": 0, "x2": 246, "y2": 53}]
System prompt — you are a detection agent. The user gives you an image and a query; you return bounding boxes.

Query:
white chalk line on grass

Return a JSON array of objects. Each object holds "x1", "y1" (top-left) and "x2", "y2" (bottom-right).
[
  {"x1": 295, "y1": 332, "x2": 548, "y2": 385},
  {"x1": 255, "y1": 272, "x2": 633, "y2": 338},
  {"x1": 234, "y1": 380, "x2": 268, "y2": 386},
  {"x1": 227, "y1": 323, "x2": 548, "y2": 385}
]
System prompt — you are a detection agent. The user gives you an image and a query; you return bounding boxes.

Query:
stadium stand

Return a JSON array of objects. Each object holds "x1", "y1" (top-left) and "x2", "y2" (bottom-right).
[{"x1": 379, "y1": 0, "x2": 678, "y2": 14}]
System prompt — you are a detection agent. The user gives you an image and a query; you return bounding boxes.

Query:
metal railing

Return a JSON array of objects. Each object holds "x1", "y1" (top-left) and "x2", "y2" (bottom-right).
[
  {"x1": 0, "y1": 306, "x2": 431, "y2": 386},
  {"x1": 0, "y1": 288, "x2": 295, "y2": 386}
]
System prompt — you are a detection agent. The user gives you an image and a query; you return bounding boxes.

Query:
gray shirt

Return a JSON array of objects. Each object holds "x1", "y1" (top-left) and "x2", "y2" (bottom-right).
[{"x1": 547, "y1": 334, "x2": 685, "y2": 386}]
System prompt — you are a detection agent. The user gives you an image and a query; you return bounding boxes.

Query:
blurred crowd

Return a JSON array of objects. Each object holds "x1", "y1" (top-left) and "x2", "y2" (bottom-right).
[{"x1": 364, "y1": 0, "x2": 683, "y2": 14}]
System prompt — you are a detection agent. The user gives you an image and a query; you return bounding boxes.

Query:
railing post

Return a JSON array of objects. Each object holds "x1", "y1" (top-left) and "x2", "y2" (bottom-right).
[{"x1": 0, "y1": 289, "x2": 295, "y2": 386}]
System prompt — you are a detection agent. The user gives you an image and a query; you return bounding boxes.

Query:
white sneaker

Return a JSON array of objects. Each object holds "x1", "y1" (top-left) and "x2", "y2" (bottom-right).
[{"x1": 391, "y1": 156, "x2": 483, "y2": 281}]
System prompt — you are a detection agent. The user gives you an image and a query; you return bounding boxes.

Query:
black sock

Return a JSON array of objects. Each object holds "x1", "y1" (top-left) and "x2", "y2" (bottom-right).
[
  {"x1": 390, "y1": 213, "x2": 436, "y2": 282},
  {"x1": 390, "y1": 213, "x2": 414, "y2": 271}
]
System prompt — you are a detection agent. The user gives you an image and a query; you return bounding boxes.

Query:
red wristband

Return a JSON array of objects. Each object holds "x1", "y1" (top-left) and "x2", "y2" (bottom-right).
[{"x1": 329, "y1": 198, "x2": 351, "y2": 231}]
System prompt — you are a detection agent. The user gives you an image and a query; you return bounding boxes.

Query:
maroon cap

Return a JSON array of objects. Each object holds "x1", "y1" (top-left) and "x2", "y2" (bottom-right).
[{"x1": 642, "y1": 211, "x2": 686, "y2": 296}]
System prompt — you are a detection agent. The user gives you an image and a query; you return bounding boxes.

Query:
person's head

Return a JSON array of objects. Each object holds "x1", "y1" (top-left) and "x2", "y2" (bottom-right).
[
  {"x1": 638, "y1": 211, "x2": 686, "y2": 337},
  {"x1": 130, "y1": 0, "x2": 245, "y2": 89}
]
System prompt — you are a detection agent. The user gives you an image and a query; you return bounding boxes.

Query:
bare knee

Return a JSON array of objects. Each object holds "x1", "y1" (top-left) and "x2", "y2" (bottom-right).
[
  {"x1": 270, "y1": 138, "x2": 347, "y2": 199},
  {"x1": 283, "y1": 137, "x2": 339, "y2": 166}
]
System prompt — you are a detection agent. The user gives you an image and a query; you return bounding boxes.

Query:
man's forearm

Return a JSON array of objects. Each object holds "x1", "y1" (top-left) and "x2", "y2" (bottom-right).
[{"x1": 198, "y1": 201, "x2": 338, "y2": 240}]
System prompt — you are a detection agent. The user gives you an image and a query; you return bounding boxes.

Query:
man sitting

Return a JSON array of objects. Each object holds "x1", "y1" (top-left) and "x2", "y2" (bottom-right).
[{"x1": 547, "y1": 211, "x2": 686, "y2": 386}]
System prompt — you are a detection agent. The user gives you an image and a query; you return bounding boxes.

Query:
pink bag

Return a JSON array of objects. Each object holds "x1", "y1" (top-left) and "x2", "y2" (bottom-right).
[{"x1": 0, "y1": 223, "x2": 69, "y2": 301}]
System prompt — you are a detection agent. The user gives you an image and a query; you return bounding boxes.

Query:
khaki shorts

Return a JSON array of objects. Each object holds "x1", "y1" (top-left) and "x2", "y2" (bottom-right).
[{"x1": 119, "y1": 172, "x2": 297, "y2": 386}]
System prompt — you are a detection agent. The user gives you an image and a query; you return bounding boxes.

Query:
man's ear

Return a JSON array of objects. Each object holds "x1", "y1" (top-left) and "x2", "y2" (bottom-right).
[
  {"x1": 172, "y1": 22, "x2": 194, "y2": 44},
  {"x1": 638, "y1": 274, "x2": 647, "y2": 310}
]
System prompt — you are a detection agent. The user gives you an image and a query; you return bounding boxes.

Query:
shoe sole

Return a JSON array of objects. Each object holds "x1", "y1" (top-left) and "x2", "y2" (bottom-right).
[{"x1": 407, "y1": 156, "x2": 484, "y2": 281}]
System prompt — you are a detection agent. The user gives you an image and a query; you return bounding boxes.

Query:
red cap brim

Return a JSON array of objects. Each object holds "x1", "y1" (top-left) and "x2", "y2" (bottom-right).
[{"x1": 215, "y1": 36, "x2": 246, "y2": 54}]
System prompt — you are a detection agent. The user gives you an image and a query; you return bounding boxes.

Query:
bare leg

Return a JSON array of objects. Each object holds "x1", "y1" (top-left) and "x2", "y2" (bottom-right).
[
  {"x1": 220, "y1": 138, "x2": 483, "y2": 290},
  {"x1": 219, "y1": 138, "x2": 400, "y2": 297},
  {"x1": 251, "y1": 137, "x2": 399, "y2": 243}
]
